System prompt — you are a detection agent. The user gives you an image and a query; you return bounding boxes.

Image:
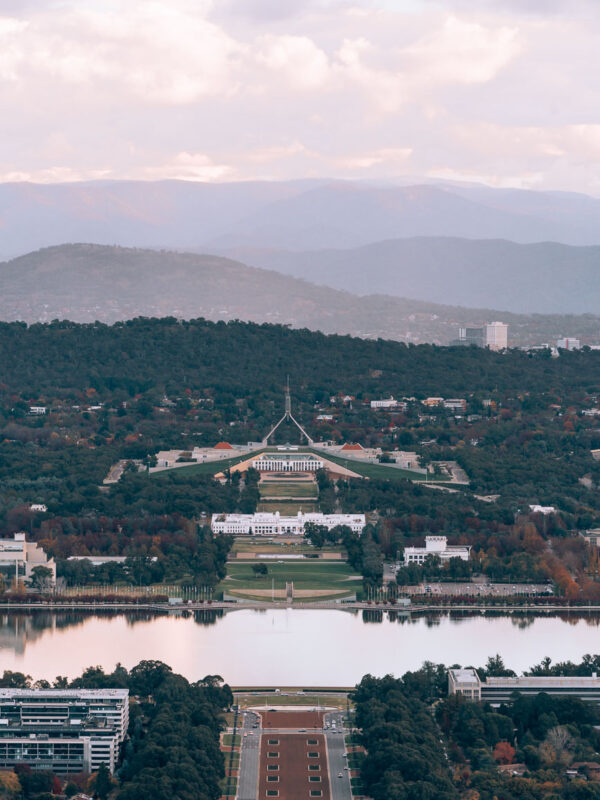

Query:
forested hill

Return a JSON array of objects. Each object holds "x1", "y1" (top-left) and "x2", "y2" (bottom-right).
[
  {"x1": 232, "y1": 236, "x2": 600, "y2": 315},
  {"x1": 2, "y1": 244, "x2": 600, "y2": 347},
  {"x1": 2, "y1": 317, "x2": 599, "y2": 401}
]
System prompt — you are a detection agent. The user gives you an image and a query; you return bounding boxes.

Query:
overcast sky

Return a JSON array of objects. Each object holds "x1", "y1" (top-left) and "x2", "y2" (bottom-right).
[{"x1": 1, "y1": 0, "x2": 599, "y2": 193}]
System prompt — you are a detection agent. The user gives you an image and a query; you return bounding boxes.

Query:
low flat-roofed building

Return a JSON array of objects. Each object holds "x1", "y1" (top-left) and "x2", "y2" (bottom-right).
[
  {"x1": 529, "y1": 505, "x2": 556, "y2": 515},
  {"x1": 0, "y1": 688, "x2": 129, "y2": 773},
  {"x1": 211, "y1": 511, "x2": 365, "y2": 536},
  {"x1": 403, "y1": 535, "x2": 471, "y2": 565},
  {"x1": 370, "y1": 397, "x2": 398, "y2": 409},
  {"x1": 482, "y1": 675, "x2": 600, "y2": 704},
  {"x1": 448, "y1": 668, "x2": 482, "y2": 700},
  {"x1": 448, "y1": 670, "x2": 600, "y2": 705},
  {"x1": 0, "y1": 533, "x2": 56, "y2": 586},
  {"x1": 582, "y1": 529, "x2": 600, "y2": 548},
  {"x1": 443, "y1": 398, "x2": 467, "y2": 412}
]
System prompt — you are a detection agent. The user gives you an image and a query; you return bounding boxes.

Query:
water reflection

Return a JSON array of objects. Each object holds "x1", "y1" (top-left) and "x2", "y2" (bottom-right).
[{"x1": 1, "y1": 609, "x2": 600, "y2": 685}]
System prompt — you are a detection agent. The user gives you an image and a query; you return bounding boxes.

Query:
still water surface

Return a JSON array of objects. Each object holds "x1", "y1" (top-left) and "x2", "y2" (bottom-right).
[{"x1": 2, "y1": 609, "x2": 600, "y2": 685}]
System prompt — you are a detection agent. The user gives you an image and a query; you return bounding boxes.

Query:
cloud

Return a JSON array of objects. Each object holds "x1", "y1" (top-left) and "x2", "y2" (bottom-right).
[
  {"x1": 0, "y1": 0, "x2": 599, "y2": 193},
  {"x1": 335, "y1": 37, "x2": 407, "y2": 112},
  {"x1": 406, "y1": 15, "x2": 520, "y2": 84},
  {"x1": 257, "y1": 34, "x2": 330, "y2": 90},
  {"x1": 0, "y1": 3, "x2": 242, "y2": 104},
  {"x1": 141, "y1": 152, "x2": 235, "y2": 181},
  {"x1": 335, "y1": 147, "x2": 413, "y2": 170}
]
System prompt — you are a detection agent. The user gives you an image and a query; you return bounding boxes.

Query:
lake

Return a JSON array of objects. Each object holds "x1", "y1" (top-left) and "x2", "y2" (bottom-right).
[{"x1": 1, "y1": 609, "x2": 600, "y2": 685}]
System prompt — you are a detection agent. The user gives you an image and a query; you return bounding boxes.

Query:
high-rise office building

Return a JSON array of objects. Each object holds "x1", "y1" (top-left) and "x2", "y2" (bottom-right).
[
  {"x1": 484, "y1": 321, "x2": 508, "y2": 350},
  {"x1": 451, "y1": 322, "x2": 508, "y2": 350}
]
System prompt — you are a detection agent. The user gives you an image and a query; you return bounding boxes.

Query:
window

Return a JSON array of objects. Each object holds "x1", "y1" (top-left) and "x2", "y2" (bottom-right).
[
  {"x1": 268, "y1": 739, "x2": 279, "y2": 745},
  {"x1": 309, "y1": 792, "x2": 322, "y2": 797},
  {"x1": 307, "y1": 752, "x2": 319, "y2": 758},
  {"x1": 267, "y1": 752, "x2": 279, "y2": 758},
  {"x1": 267, "y1": 776, "x2": 279, "y2": 783},
  {"x1": 266, "y1": 792, "x2": 278, "y2": 797},
  {"x1": 309, "y1": 776, "x2": 321, "y2": 782},
  {"x1": 307, "y1": 739, "x2": 318, "y2": 745},
  {"x1": 308, "y1": 765, "x2": 320, "y2": 771},
  {"x1": 267, "y1": 765, "x2": 279, "y2": 771}
]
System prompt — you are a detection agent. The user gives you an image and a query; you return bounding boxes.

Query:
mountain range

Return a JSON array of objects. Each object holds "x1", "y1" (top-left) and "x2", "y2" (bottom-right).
[
  {"x1": 2, "y1": 244, "x2": 598, "y2": 347},
  {"x1": 2, "y1": 178, "x2": 600, "y2": 262},
  {"x1": 223, "y1": 237, "x2": 600, "y2": 315}
]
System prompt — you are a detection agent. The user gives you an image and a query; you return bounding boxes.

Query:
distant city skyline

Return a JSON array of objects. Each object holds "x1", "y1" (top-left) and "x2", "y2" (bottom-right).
[{"x1": 1, "y1": 0, "x2": 599, "y2": 194}]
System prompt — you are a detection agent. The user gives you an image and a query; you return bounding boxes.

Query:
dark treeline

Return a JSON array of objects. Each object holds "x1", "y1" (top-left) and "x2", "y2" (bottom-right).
[
  {"x1": 0, "y1": 660, "x2": 231, "y2": 800},
  {"x1": 438, "y1": 654, "x2": 600, "y2": 799},
  {"x1": 354, "y1": 655, "x2": 600, "y2": 800},
  {"x1": 304, "y1": 522, "x2": 383, "y2": 586},
  {"x1": 2, "y1": 317, "x2": 600, "y2": 398},
  {"x1": 55, "y1": 524, "x2": 232, "y2": 587},
  {"x1": 353, "y1": 670, "x2": 458, "y2": 800}
]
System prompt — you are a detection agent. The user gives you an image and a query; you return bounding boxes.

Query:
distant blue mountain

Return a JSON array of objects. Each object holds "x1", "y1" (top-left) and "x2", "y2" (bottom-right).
[{"x1": 2, "y1": 179, "x2": 600, "y2": 264}]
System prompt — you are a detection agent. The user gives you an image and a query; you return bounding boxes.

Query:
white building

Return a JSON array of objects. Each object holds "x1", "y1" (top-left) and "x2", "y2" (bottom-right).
[
  {"x1": 251, "y1": 453, "x2": 323, "y2": 472},
  {"x1": 0, "y1": 688, "x2": 129, "y2": 773},
  {"x1": 581, "y1": 529, "x2": 600, "y2": 548},
  {"x1": 557, "y1": 337, "x2": 581, "y2": 350},
  {"x1": 485, "y1": 321, "x2": 508, "y2": 350},
  {"x1": 211, "y1": 511, "x2": 365, "y2": 536},
  {"x1": 393, "y1": 451, "x2": 419, "y2": 469},
  {"x1": 0, "y1": 533, "x2": 56, "y2": 586},
  {"x1": 370, "y1": 397, "x2": 398, "y2": 409},
  {"x1": 403, "y1": 535, "x2": 471, "y2": 565},
  {"x1": 28, "y1": 406, "x2": 47, "y2": 415},
  {"x1": 443, "y1": 398, "x2": 466, "y2": 412},
  {"x1": 529, "y1": 505, "x2": 556, "y2": 515},
  {"x1": 448, "y1": 668, "x2": 482, "y2": 700}
]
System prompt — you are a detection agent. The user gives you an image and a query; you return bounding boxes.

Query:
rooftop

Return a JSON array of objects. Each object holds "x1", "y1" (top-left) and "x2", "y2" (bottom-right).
[
  {"x1": 450, "y1": 668, "x2": 480, "y2": 685},
  {"x1": 486, "y1": 675, "x2": 600, "y2": 687},
  {"x1": 0, "y1": 688, "x2": 129, "y2": 699}
]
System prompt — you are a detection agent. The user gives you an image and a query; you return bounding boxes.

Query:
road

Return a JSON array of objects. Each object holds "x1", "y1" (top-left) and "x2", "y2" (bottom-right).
[
  {"x1": 237, "y1": 710, "x2": 260, "y2": 800},
  {"x1": 325, "y1": 710, "x2": 352, "y2": 800}
]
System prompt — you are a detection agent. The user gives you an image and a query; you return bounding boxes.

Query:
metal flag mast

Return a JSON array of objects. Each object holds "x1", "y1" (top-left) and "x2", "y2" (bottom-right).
[{"x1": 262, "y1": 376, "x2": 314, "y2": 445}]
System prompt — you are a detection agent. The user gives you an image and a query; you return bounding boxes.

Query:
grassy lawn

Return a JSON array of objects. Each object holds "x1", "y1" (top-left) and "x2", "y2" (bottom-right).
[
  {"x1": 150, "y1": 451, "x2": 258, "y2": 478},
  {"x1": 259, "y1": 481, "x2": 318, "y2": 498},
  {"x1": 256, "y1": 501, "x2": 319, "y2": 513},
  {"x1": 235, "y1": 694, "x2": 346, "y2": 707},
  {"x1": 219, "y1": 776, "x2": 238, "y2": 797},
  {"x1": 347, "y1": 752, "x2": 365, "y2": 769},
  {"x1": 231, "y1": 538, "x2": 342, "y2": 556},
  {"x1": 222, "y1": 733, "x2": 241, "y2": 746},
  {"x1": 312, "y1": 450, "x2": 435, "y2": 482},
  {"x1": 219, "y1": 560, "x2": 361, "y2": 597}
]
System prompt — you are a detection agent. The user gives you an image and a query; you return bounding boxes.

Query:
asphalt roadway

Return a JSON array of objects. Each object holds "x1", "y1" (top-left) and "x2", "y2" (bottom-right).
[
  {"x1": 324, "y1": 710, "x2": 353, "y2": 800},
  {"x1": 237, "y1": 710, "x2": 260, "y2": 800}
]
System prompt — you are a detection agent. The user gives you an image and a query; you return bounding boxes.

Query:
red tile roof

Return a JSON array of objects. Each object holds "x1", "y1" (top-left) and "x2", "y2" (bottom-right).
[
  {"x1": 213, "y1": 441, "x2": 234, "y2": 450},
  {"x1": 341, "y1": 443, "x2": 364, "y2": 451}
]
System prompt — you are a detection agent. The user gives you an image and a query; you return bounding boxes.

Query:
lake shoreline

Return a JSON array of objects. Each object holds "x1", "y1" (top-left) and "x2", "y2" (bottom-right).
[{"x1": 2, "y1": 600, "x2": 600, "y2": 614}]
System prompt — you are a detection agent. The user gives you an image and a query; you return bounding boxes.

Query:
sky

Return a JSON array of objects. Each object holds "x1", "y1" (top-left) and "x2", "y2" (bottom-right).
[{"x1": 1, "y1": 0, "x2": 599, "y2": 193}]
